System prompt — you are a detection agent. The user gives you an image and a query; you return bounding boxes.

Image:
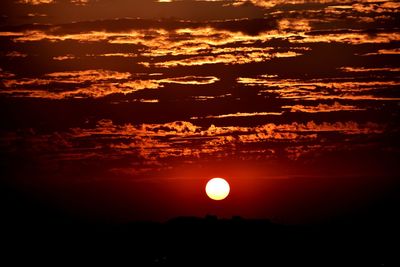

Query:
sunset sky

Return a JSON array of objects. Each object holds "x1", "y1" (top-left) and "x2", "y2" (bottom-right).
[{"x1": 1, "y1": 0, "x2": 399, "y2": 224}]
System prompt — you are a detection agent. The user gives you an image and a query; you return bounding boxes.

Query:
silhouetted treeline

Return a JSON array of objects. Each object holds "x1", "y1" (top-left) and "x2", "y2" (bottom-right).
[
  {"x1": 1, "y1": 184, "x2": 399, "y2": 266},
  {"x1": 2, "y1": 214, "x2": 399, "y2": 266}
]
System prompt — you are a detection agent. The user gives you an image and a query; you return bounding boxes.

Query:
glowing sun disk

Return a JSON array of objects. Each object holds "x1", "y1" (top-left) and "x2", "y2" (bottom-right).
[{"x1": 205, "y1": 178, "x2": 230, "y2": 200}]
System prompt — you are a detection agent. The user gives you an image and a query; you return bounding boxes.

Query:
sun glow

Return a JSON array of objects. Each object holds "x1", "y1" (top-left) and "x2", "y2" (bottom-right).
[{"x1": 205, "y1": 178, "x2": 230, "y2": 201}]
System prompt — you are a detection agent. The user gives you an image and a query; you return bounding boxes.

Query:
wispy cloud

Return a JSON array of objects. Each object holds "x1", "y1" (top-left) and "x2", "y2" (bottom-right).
[
  {"x1": 0, "y1": 69, "x2": 221, "y2": 98},
  {"x1": 238, "y1": 76, "x2": 400, "y2": 101},
  {"x1": 191, "y1": 112, "x2": 283, "y2": 119},
  {"x1": 282, "y1": 102, "x2": 365, "y2": 113},
  {"x1": 0, "y1": 118, "x2": 386, "y2": 176},
  {"x1": 16, "y1": 0, "x2": 55, "y2": 4}
]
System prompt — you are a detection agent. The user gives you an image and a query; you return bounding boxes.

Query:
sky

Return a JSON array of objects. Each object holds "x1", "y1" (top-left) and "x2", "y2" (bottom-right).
[{"x1": 1, "y1": 0, "x2": 399, "y2": 224}]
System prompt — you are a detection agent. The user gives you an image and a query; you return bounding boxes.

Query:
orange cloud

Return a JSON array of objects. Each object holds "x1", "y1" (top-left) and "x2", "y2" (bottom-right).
[
  {"x1": 238, "y1": 76, "x2": 400, "y2": 100},
  {"x1": 339, "y1": 67, "x2": 400, "y2": 73},
  {"x1": 158, "y1": 76, "x2": 220, "y2": 85},
  {"x1": 3, "y1": 118, "x2": 386, "y2": 174},
  {"x1": 0, "y1": 68, "x2": 15, "y2": 78},
  {"x1": 5, "y1": 51, "x2": 28, "y2": 58},
  {"x1": 191, "y1": 112, "x2": 283, "y2": 119},
  {"x1": 17, "y1": 0, "x2": 54, "y2": 4},
  {"x1": 282, "y1": 102, "x2": 365, "y2": 113},
  {"x1": 1, "y1": 69, "x2": 222, "y2": 98},
  {"x1": 63, "y1": 119, "x2": 385, "y2": 165},
  {"x1": 70, "y1": 0, "x2": 90, "y2": 5},
  {"x1": 360, "y1": 48, "x2": 400, "y2": 56},
  {"x1": 45, "y1": 69, "x2": 131, "y2": 82},
  {"x1": 53, "y1": 55, "x2": 76, "y2": 61}
]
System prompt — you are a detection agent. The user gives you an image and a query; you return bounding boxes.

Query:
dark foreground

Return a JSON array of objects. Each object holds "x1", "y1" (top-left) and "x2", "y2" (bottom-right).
[
  {"x1": 2, "y1": 181, "x2": 399, "y2": 266},
  {"x1": 3, "y1": 214, "x2": 399, "y2": 266}
]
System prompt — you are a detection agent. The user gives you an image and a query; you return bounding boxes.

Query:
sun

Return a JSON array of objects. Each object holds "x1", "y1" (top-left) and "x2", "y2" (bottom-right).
[{"x1": 205, "y1": 178, "x2": 230, "y2": 200}]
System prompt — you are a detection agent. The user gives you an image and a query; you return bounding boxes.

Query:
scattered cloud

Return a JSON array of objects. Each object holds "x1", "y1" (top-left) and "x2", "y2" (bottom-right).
[
  {"x1": 5, "y1": 51, "x2": 28, "y2": 58},
  {"x1": 339, "y1": 67, "x2": 400, "y2": 73},
  {"x1": 53, "y1": 54, "x2": 76, "y2": 61},
  {"x1": 16, "y1": 0, "x2": 55, "y2": 5},
  {"x1": 1, "y1": 119, "x2": 386, "y2": 173},
  {"x1": 191, "y1": 112, "x2": 283, "y2": 119},
  {"x1": 158, "y1": 76, "x2": 220, "y2": 85},
  {"x1": 282, "y1": 102, "x2": 365, "y2": 113},
  {"x1": 1, "y1": 0, "x2": 398, "y2": 177},
  {"x1": 238, "y1": 76, "x2": 400, "y2": 101},
  {"x1": 0, "y1": 70, "x2": 221, "y2": 98}
]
